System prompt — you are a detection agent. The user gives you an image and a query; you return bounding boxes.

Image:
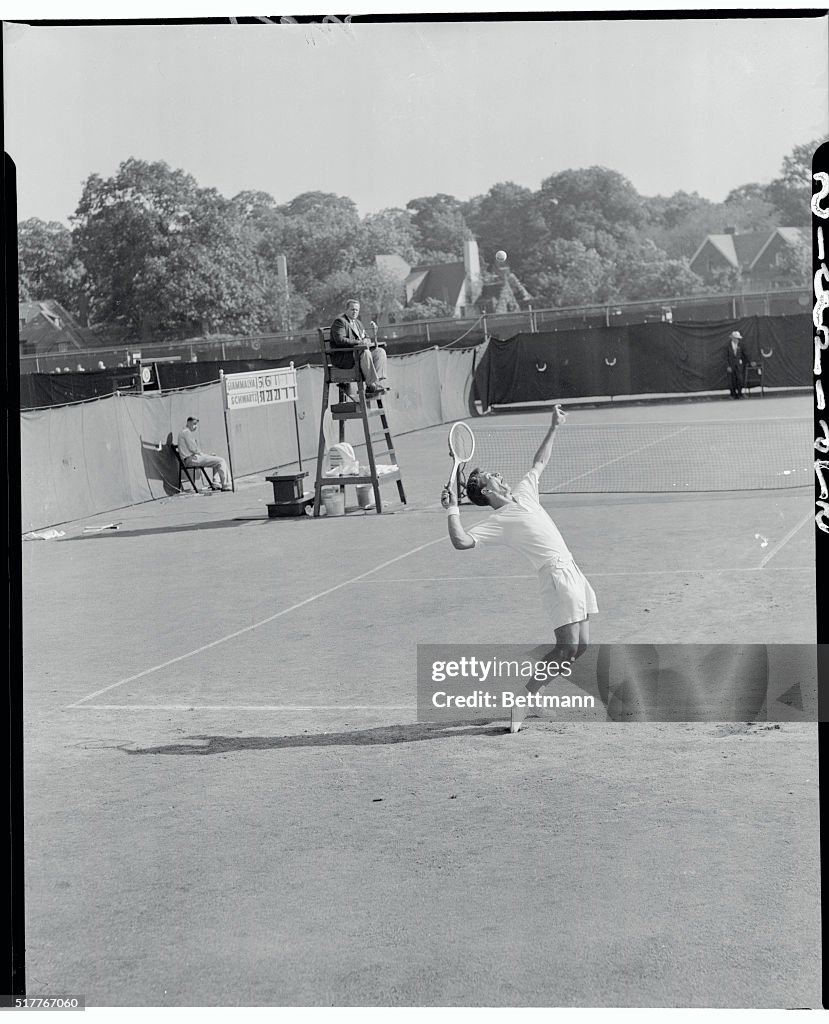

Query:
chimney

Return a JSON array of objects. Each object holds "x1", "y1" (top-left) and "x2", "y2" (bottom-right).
[
  {"x1": 463, "y1": 238, "x2": 481, "y2": 286},
  {"x1": 724, "y1": 226, "x2": 737, "y2": 235}
]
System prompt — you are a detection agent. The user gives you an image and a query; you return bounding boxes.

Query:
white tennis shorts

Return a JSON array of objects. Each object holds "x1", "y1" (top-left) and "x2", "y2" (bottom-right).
[{"x1": 537, "y1": 559, "x2": 598, "y2": 630}]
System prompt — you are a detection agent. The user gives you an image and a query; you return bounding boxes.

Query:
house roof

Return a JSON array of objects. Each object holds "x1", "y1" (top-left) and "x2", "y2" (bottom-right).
[
  {"x1": 18, "y1": 300, "x2": 86, "y2": 349},
  {"x1": 776, "y1": 226, "x2": 806, "y2": 247},
  {"x1": 698, "y1": 234, "x2": 738, "y2": 267},
  {"x1": 19, "y1": 298, "x2": 83, "y2": 327},
  {"x1": 405, "y1": 261, "x2": 467, "y2": 307},
  {"x1": 19, "y1": 301, "x2": 46, "y2": 324},
  {"x1": 750, "y1": 226, "x2": 807, "y2": 267},
  {"x1": 690, "y1": 228, "x2": 805, "y2": 273},
  {"x1": 732, "y1": 232, "x2": 770, "y2": 268}
]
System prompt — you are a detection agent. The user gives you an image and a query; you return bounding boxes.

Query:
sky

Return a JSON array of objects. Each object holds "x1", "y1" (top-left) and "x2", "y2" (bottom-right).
[{"x1": 3, "y1": 13, "x2": 828, "y2": 225}]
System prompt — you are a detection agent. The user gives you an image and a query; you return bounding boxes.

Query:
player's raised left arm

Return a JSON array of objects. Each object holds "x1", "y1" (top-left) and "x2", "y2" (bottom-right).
[{"x1": 532, "y1": 404, "x2": 566, "y2": 473}]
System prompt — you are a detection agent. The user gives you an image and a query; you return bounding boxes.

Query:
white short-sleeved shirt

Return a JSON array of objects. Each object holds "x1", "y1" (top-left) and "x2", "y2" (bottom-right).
[
  {"x1": 467, "y1": 467, "x2": 574, "y2": 571},
  {"x1": 176, "y1": 428, "x2": 201, "y2": 462}
]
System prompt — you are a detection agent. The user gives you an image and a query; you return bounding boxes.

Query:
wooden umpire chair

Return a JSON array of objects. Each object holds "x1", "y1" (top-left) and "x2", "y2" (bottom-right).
[
  {"x1": 742, "y1": 360, "x2": 764, "y2": 397},
  {"x1": 313, "y1": 328, "x2": 406, "y2": 516},
  {"x1": 172, "y1": 443, "x2": 218, "y2": 492}
]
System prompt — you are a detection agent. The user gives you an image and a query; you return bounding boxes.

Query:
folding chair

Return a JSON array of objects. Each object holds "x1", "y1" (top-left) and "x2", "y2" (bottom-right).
[
  {"x1": 172, "y1": 444, "x2": 217, "y2": 492},
  {"x1": 743, "y1": 362, "x2": 763, "y2": 397}
]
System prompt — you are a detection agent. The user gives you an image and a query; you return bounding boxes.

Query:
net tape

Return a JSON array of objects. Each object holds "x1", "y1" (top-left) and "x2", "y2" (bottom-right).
[{"x1": 467, "y1": 418, "x2": 813, "y2": 493}]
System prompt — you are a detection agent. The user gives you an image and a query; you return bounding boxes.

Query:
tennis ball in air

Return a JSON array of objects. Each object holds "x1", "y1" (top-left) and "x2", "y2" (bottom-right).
[{"x1": 495, "y1": 250, "x2": 507, "y2": 264}]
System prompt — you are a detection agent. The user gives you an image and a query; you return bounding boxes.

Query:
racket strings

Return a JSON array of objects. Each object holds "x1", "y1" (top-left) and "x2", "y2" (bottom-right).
[
  {"x1": 449, "y1": 423, "x2": 474, "y2": 461},
  {"x1": 456, "y1": 439, "x2": 473, "y2": 461},
  {"x1": 456, "y1": 463, "x2": 470, "y2": 501}
]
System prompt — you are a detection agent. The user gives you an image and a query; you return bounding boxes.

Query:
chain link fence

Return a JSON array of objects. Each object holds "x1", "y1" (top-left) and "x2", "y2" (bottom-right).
[{"x1": 19, "y1": 287, "x2": 810, "y2": 375}]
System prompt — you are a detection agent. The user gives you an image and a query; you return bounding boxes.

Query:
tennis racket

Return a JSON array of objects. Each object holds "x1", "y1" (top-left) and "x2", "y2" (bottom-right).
[{"x1": 446, "y1": 421, "x2": 475, "y2": 497}]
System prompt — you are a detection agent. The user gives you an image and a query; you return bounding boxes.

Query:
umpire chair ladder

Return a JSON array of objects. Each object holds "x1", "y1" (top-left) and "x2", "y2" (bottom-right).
[{"x1": 313, "y1": 327, "x2": 406, "y2": 516}]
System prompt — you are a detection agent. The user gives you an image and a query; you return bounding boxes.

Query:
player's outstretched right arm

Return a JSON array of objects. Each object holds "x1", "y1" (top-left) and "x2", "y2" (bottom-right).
[{"x1": 441, "y1": 485, "x2": 476, "y2": 550}]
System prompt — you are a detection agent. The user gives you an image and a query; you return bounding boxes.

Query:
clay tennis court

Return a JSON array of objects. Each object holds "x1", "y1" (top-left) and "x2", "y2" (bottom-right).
[{"x1": 22, "y1": 394, "x2": 820, "y2": 1006}]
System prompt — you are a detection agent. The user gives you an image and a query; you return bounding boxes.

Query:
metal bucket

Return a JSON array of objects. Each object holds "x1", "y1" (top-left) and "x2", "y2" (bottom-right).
[{"x1": 321, "y1": 487, "x2": 345, "y2": 517}]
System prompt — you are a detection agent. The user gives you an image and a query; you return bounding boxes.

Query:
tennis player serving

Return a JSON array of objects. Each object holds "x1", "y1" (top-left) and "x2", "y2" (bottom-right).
[{"x1": 441, "y1": 405, "x2": 598, "y2": 733}]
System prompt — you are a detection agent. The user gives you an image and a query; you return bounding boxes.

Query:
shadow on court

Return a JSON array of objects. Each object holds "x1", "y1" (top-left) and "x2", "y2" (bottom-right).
[
  {"x1": 59, "y1": 518, "x2": 265, "y2": 540},
  {"x1": 119, "y1": 720, "x2": 514, "y2": 755}
]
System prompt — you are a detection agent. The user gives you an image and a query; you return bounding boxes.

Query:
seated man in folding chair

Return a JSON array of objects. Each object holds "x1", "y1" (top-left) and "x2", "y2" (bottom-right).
[
  {"x1": 176, "y1": 416, "x2": 232, "y2": 491},
  {"x1": 330, "y1": 298, "x2": 388, "y2": 397}
]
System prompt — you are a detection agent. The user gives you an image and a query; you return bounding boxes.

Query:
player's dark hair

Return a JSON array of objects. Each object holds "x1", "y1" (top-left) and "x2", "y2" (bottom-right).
[{"x1": 465, "y1": 468, "x2": 490, "y2": 507}]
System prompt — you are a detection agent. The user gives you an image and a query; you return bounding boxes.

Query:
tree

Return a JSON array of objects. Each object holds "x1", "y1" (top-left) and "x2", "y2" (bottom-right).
[
  {"x1": 772, "y1": 235, "x2": 810, "y2": 288},
  {"x1": 641, "y1": 190, "x2": 778, "y2": 261},
  {"x1": 724, "y1": 182, "x2": 771, "y2": 205},
  {"x1": 406, "y1": 193, "x2": 471, "y2": 261},
  {"x1": 306, "y1": 264, "x2": 403, "y2": 325},
  {"x1": 357, "y1": 208, "x2": 419, "y2": 266},
  {"x1": 537, "y1": 167, "x2": 645, "y2": 246},
  {"x1": 513, "y1": 168, "x2": 660, "y2": 304},
  {"x1": 72, "y1": 160, "x2": 283, "y2": 336},
  {"x1": 278, "y1": 191, "x2": 362, "y2": 291},
  {"x1": 397, "y1": 297, "x2": 457, "y2": 321},
  {"x1": 611, "y1": 239, "x2": 704, "y2": 300},
  {"x1": 644, "y1": 190, "x2": 710, "y2": 231},
  {"x1": 17, "y1": 218, "x2": 84, "y2": 312},
  {"x1": 521, "y1": 239, "x2": 610, "y2": 307},
  {"x1": 230, "y1": 189, "x2": 279, "y2": 223},
  {"x1": 132, "y1": 190, "x2": 281, "y2": 335},
  {"x1": 641, "y1": 191, "x2": 720, "y2": 258},
  {"x1": 766, "y1": 137, "x2": 828, "y2": 225},
  {"x1": 462, "y1": 182, "x2": 546, "y2": 275},
  {"x1": 71, "y1": 159, "x2": 202, "y2": 328},
  {"x1": 266, "y1": 278, "x2": 313, "y2": 334}
]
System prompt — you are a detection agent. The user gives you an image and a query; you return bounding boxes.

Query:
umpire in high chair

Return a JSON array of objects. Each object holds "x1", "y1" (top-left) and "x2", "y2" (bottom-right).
[{"x1": 330, "y1": 298, "x2": 388, "y2": 398}]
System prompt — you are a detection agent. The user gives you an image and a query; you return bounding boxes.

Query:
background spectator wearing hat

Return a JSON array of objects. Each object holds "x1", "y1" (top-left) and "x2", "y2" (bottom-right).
[{"x1": 725, "y1": 330, "x2": 749, "y2": 400}]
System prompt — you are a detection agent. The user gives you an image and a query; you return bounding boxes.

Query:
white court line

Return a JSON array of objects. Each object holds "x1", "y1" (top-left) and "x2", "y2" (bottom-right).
[
  {"x1": 71, "y1": 704, "x2": 418, "y2": 712},
  {"x1": 758, "y1": 511, "x2": 814, "y2": 569},
  {"x1": 66, "y1": 535, "x2": 446, "y2": 708},
  {"x1": 351, "y1": 567, "x2": 810, "y2": 583}
]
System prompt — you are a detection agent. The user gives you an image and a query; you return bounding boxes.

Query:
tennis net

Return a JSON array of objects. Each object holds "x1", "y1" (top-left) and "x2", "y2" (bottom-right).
[{"x1": 466, "y1": 418, "x2": 813, "y2": 493}]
